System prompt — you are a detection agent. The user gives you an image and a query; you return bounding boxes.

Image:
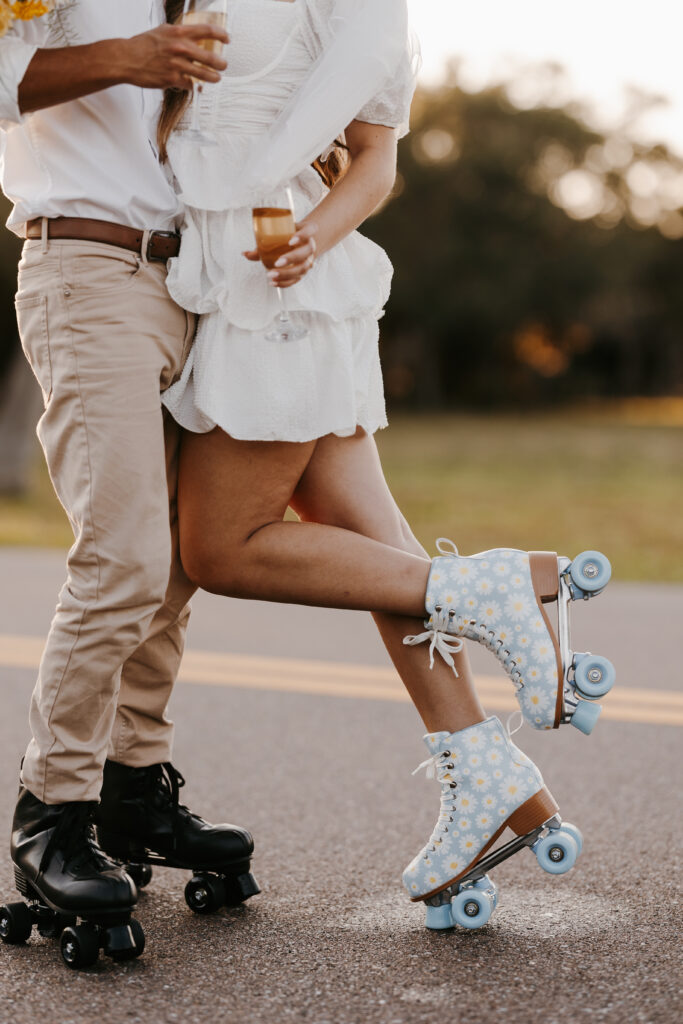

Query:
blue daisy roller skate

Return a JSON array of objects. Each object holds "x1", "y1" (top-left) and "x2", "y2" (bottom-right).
[
  {"x1": 404, "y1": 540, "x2": 615, "y2": 735},
  {"x1": 404, "y1": 718, "x2": 583, "y2": 932}
]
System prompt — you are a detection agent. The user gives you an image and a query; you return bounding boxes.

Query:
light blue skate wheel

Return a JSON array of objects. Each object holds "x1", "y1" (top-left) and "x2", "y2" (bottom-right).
[
  {"x1": 570, "y1": 700, "x2": 602, "y2": 735},
  {"x1": 473, "y1": 875, "x2": 498, "y2": 909},
  {"x1": 451, "y1": 889, "x2": 493, "y2": 929},
  {"x1": 558, "y1": 822, "x2": 583, "y2": 857},
  {"x1": 569, "y1": 551, "x2": 611, "y2": 595},
  {"x1": 534, "y1": 831, "x2": 578, "y2": 874},
  {"x1": 574, "y1": 655, "x2": 616, "y2": 699},
  {"x1": 425, "y1": 904, "x2": 455, "y2": 931}
]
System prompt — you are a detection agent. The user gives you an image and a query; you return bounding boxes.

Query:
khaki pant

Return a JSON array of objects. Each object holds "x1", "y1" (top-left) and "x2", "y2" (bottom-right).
[{"x1": 15, "y1": 238, "x2": 197, "y2": 804}]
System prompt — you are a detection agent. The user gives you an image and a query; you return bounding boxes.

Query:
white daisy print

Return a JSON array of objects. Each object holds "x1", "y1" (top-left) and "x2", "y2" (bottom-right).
[
  {"x1": 505, "y1": 595, "x2": 531, "y2": 621},
  {"x1": 510, "y1": 573, "x2": 525, "y2": 588},
  {"x1": 487, "y1": 748, "x2": 502, "y2": 766},
  {"x1": 530, "y1": 615, "x2": 545, "y2": 633},
  {"x1": 460, "y1": 834, "x2": 478, "y2": 855},
  {"x1": 493, "y1": 562, "x2": 508, "y2": 576},
  {"x1": 457, "y1": 563, "x2": 479, "y2": 581},
  {"x1": 477, "y1": 577, "x2": 494, "y2": 594},
  {"x1": 525, "y1": 665, "x2": 543, "y2": 684},
  {"x1": 472, "y1": 773, "x2": 490, "y2": 793},
  {"x1": 500, "y1": 774, "x2": 522, "y2": 802},
  {"x1": 479, "y1": 600, "x2": 502, "y2": 623},
  {"x1": 469, "y1": 753, "x2": 482, "y2": 767},
  {"x1": 524, "y1": 689, "x2": 549, "y2": 711},
  {"x1": 497, "y1": 581, "x2": 509, "y2": 594},
  {"x1": 533, "y1": 639, "x2": 553, "y2": 662}
]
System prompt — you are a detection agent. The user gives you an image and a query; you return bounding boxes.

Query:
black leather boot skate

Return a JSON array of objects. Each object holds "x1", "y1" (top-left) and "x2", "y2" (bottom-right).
[
  {"x1": 95, "y1": 760, "x2": 259, "y2": 915},
  {"x1": 1, "y1": 787, "x2": 144, "y2": 969}
]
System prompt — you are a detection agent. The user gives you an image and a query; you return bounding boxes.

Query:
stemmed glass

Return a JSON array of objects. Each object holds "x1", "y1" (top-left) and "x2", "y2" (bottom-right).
[
  {"x1": 252, "y1": 188, "x2": 310, "y2": 342},
  {"x1": 180, "y1": 0, "x2": 229, "y2": 147}
]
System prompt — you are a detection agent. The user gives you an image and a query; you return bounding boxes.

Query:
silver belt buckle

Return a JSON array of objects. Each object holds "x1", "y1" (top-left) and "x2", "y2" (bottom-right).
[{"x1": 146, "y1": 229, "x2": 178, "y2": 262}]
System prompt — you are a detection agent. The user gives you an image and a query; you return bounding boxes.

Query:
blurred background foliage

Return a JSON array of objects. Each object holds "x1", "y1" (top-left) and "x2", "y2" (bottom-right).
[
  {"x1": 0, "y1": 69, "x2": 682, "y2": 579},
  {"x1": 364, "y1": 70, "x2": 683, "y2": 408}
]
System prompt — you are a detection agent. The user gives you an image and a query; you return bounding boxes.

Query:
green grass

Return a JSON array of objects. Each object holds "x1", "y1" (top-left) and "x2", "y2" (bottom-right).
[{"x1": 1, "y1": 405, "x2": 681, "y2": 581}]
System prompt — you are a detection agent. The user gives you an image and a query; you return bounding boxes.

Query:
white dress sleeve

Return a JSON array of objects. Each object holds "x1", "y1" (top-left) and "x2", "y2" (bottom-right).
[
  {"x1": 302, "y1": 0, "x2": 418, "y2": 137},
  {"x1": 354, "y1": 45, "x2": 418, "y2": 136}
]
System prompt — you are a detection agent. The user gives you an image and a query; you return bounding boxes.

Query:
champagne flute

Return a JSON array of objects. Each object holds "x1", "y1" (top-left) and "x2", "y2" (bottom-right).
[
  {"x1": 180, "y1": 0, "x2": 228, "y2": 147},
  {"x1": 252, "y1": 188, "x2": 310, "y2": 342}
]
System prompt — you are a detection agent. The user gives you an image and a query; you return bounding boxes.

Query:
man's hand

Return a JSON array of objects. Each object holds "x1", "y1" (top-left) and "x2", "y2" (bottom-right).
[
  {"x1": 116, "y1": 23, "x2": 229, "y2": 90},
  {"x1": 18, "y1": 24, "x2": 229, "y2": 115}
]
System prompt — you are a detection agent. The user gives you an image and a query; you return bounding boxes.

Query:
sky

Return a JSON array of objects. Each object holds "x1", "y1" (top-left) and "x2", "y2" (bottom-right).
[{"x1": 407, "y1": 0, "x2": 683, "y2": 157}]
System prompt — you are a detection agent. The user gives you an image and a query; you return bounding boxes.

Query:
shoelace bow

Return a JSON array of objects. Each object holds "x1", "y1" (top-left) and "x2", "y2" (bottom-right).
[
  {"x1": 412, "y1": 750, "x2": 458, "y2": 854},
  {"x1": 39, "y1": 801, "x2": 112, "y2": 874},
  {"x1": 403, "y1": 607, "x2": 464, "y2": 676}
]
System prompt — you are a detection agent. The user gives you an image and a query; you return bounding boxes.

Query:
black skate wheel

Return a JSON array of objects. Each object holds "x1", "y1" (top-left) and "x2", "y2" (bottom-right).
[
  {"x1": 107, "y1": 919, "x2": 145, "y2": 963},
  {"x1": 126, "y1": 863, "x2": 153, "y2": 889},
  {"x1": 184, "y1": 874, "x2": 225, "y2": 915},
  {"x1": 0, "y1": 902, "x2": 33, "y2": 945},
  {"x1": 60, "y1": 924, "x2": 100, "y2": 969},
  {"x1": 222, "y1": 872, "x2": 261, "y2": 907}
]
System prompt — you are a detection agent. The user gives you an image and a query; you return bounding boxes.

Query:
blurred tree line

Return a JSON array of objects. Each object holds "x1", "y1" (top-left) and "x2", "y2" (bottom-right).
[
  {"x1": 363, "y1": 73, "x2": 683, "y2": 408},
  {"x1": 0, "y1": 70, "x2": 682, "y2": 490}
]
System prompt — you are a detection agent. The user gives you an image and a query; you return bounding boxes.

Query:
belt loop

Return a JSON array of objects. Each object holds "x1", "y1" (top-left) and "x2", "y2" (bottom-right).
[
  {"x1": 40, "y1": 217, "x2": 49, "y2": 255},
  {"x1": 140, "y1": 229, "x2": 151, "y2": 266}
]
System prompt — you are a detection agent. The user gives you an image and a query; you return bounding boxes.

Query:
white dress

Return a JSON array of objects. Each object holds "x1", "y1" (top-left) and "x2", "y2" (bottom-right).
[{"x1": 162, "y1": 0, "x2": 414, "y2": 443}]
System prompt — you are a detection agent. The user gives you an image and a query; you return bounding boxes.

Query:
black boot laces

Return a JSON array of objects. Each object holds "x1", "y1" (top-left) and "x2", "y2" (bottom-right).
[
  {"x1": 39, "y1": 801, "x2": 116, "y2": 875},
  {"x1": 147, "y1": 763, "x2": 203, "y2": 850}
]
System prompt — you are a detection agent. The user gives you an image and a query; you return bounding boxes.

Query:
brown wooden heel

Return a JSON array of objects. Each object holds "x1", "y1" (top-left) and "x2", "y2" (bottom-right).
[
  {"x1": 529, "y1": 551, "x2": 560, "y2": 603},
  {"x1": 507, "y1": 787, "x2": 559, "y2": 836}
]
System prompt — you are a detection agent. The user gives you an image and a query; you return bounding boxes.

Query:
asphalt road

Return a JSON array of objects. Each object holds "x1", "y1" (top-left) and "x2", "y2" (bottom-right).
[{"x1": 0, "y1": 548, "x2": 681, "y2": 1024}]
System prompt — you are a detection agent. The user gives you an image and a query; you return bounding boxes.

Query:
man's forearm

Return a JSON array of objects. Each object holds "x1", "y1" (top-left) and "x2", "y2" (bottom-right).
[
  {"x1": 18, "y1": 40, "x2": 128, "y2": 115},
  {"x1": 17, "y1": 23, "x2": 229, "y2": 116}
]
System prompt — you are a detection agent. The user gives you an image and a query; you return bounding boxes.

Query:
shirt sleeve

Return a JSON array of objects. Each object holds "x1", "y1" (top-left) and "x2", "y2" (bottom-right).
[
  {"x1": 0, "y1": 34, "x2": 39, "y2": 131},
  {"x1": 354, "y1": 47, "x2": 418, "y2": 137}
]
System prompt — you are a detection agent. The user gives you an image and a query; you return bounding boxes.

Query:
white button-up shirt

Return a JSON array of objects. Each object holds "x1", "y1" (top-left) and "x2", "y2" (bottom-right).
[{"x1": 0, "y1": 0, "x2": 181, "y2": 236}]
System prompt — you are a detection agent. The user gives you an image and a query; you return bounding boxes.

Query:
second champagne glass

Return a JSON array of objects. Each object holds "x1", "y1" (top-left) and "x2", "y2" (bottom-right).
[
  {"x1": 252, "y1": 188, "x2": 310, "y2": 342},
  {"x1": 180, "y1": 0, "x2": 228, "y2": 147}
]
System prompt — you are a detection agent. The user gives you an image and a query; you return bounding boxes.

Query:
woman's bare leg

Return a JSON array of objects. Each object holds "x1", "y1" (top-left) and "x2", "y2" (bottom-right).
[
  {"x1": 178, "y1": 428, "x2": 432, "y2": 616},
  {"x1": 179, "y1": 427, "x2": 485, "y2": 734},
  {"x1": 291, "y1": 429, "x2": 485, "y2": 733}
]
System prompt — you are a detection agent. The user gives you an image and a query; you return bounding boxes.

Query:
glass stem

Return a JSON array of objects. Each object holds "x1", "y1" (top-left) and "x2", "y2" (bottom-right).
[
  {"x1": 191, "y1": 83, "x2": 201, "y2": 133},
  {"x1": 276, "y1": 287, "x2": 291, "y2": 324}
]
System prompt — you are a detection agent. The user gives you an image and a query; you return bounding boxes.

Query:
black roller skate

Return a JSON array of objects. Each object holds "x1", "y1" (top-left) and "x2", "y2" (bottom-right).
[
  {"x1": 95, "y1": 760, "x2": 259, "y2": 915},
  {"x1": 1, "y1": 787, "x2": 144, "y2": 969}
]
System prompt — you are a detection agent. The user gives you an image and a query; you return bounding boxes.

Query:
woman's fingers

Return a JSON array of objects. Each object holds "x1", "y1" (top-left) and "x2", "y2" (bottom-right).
[{"x1": 244, "y1": 221, "x2": 318, "y2": 286}]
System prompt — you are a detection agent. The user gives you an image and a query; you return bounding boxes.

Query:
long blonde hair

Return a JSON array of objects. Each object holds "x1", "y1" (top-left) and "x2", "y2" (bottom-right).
[{"x1": 157, "y1": 0, "x2": 349, "y2": 186}]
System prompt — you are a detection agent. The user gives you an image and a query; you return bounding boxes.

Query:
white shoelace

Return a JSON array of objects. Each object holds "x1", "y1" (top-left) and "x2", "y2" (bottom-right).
[
  {"x1": 403, "y1": 608, "x2": 463, "y2": 676},
  {"x1": 412, "y1": 750, "x2": 458, "y2": 851}
]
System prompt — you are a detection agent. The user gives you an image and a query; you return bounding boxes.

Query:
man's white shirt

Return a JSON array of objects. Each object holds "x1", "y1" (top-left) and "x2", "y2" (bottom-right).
[{"x1": 0, "y1": 0, "x2": 181, "y2": 236}]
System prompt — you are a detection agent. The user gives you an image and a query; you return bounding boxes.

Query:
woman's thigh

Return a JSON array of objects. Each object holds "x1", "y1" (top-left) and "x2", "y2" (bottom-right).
[
  {"x1": 178, "y1": 427, "x2": 316, "y2": 572},
  {"x1": 291, "y1": 428, "x2": 428, "y2": 558}
]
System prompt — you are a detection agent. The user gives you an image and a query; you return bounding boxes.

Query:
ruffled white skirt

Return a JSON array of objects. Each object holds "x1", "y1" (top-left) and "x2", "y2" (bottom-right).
[{"x1": 163, "y1": 156, "x2": 392, "y2": 443}]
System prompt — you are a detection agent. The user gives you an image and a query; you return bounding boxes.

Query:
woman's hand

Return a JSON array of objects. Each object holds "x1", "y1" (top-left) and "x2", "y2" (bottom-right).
[{"x1": 243, "y1": 222, "x2": 318, "y2": 288}]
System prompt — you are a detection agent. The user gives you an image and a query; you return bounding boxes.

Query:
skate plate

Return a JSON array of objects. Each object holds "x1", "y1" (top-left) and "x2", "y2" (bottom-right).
[
  {"x1": 423, "y1": 815, "x2": 582, "y2": 931},
  {"x1": 98, "y1": 834, "x2": 260, "y2": 915},
  {"x1": 0, "y1": 870, "x2": 144, "y2": 969}
]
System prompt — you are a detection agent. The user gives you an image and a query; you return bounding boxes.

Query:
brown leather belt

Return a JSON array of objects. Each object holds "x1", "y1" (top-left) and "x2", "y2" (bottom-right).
[{"x1": 25, "y1": 217, "x2": 180, "y2": 262}]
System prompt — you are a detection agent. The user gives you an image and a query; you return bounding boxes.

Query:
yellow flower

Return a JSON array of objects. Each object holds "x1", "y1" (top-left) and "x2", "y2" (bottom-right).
[
  {"x1": 12, "y1": 1, "x2": 53, "y2": 19},
  {"x1": 0, "y1": 0, "x2": 55, "y2": 37}
]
